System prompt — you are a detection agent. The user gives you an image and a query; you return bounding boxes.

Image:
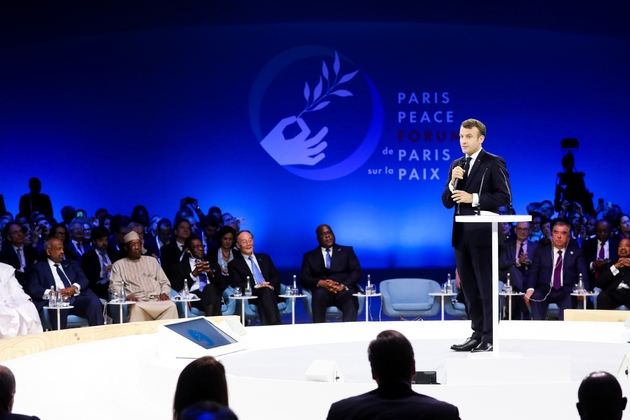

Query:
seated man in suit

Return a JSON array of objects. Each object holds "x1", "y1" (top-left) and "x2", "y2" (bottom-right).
[
  {"x1": 228, "y1": 230, "x2": 281, "y2": 325},
  {"x1": 0, "y1": 262, "x2": 42, "y2": 338},
  {"x1": 577, "y1": 371, "x2": 627, "y2": 420},
  {"x1": 584, "y1": 220, "x2": 619, "y2": 288},
  {"x1": 109, "y1": 232, "x2": 178, "y2": 322},
  {"x1": 0, "y1": 365, "x2": 41, "y2": 420},
  {"x1": 160, "y1": 218, "x2": 191, "y2": 279},
  {"x1": 326, "y1": 330, "x2": 460, "y2": 420},
  {"x1": 300, "y1": 224, "x2": 361, "y2": 323},
  {"x1": 81, "y1": 226, "x2": 115, "y2": 301},
  {"x1": 67, "y1": 220, "x2": 92, "y2": 264},
  {"x1": 0, "y1": 223, "x2": 37, "y2": 287},
  {"x1": 595, "y1": 238, "x2": 630, "y2": 309},
  {"x1": 524, "y1": 219, "x2": 588, "y2": 320},
  {"x1": 26, "y1": 238, "x2": 103, "y2": 329},
  {"x1": 144, "y1": 218, "x2": 171, "y2": 261},
  {"x1": 170, "y1": 236, "x2": 227, "y2": 316},
  {"x1": 501, "y1": 222, "x2": 538, "y2": 319}
]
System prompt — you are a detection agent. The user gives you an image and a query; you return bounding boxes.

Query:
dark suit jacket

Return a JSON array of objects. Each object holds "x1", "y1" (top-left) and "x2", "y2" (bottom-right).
[
  {"x1": 81, "y1": 248, "x2": 116, "y2": 300},
  {"x1": 300, "y1": 245, "x2": 362, "y2": 290},
  {"x1": 107, "y1": 235, "x2": 126, "y2": 262},
  {"x1": 26, "y1": 259, "x2": 91, "y2": 310},
  {"x1": 160, "y1": 241, "x2": 185, "y2": 278},
  {"x1": 502, "y1": 239, "x2": 539, "y2": 291},
  {"x1": 596, "y1": 262, "x2": 630, "y2": 293},
  {"x1": 326, "y1": 380, "x2": 460, "y2": 420},
  {"x1": 228, "y1": 252, "x2": 281, "y2": 292},
  {"x1": 170, "y1": 255, "x2": 227, "y2": 293},
  {"x1": 0, "y1": 244, "x2": 38, "y2": 285},
  {"x1": 144, "y1": 235, "x2": 164, "y2": 259},
  {"x1": 583, "y1": 237, "x2": 620, "y2": 283},
  {"x1": 441, "y1": 149, "x2": 511, "y2": 247},
  {"x1": 19, "y1": 192, "x2": 53, "y2": 217},
  {"x1": 526, "y1": 241, "x2": 589, "y2": 291},
  {"x1": 68, "y1": 240, "x2": 93, "y2": 264}
]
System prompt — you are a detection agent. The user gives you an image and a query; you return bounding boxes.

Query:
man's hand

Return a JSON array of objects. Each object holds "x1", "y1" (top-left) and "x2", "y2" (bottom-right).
[
  {"x1": 255, "y1": 281, "x2": 274, "y2": 290},
  {"x1": 592, "y1": 259, "x2": 608, "y2": 269},
  {"x1": 192, "y1": 261, "x2": 210, "y2": 276},
  {"x1": 60, "y1": 287, "x2": 76, "y2": 298},
  {"x1": 450, "y1": 165, "x2": 465, "y2": 188},
  {"x1": 126, "y1": 294, "x2": 140, "y2": 302},
  {"x1": 523, "y1": 290, "x2": 534, "y2": 307},
  {"x1": 317, "y1": 279, "x2": 341, "y2": 293},
  {"x1": 157, "y1": 293, "x2": 170, "y2": 301},
  {"x1": 615, "y1": 258, "x2": 630, "y2": 269},
  {"x1": 451, "y1": 190, "x2": 473, "y2": 204}
]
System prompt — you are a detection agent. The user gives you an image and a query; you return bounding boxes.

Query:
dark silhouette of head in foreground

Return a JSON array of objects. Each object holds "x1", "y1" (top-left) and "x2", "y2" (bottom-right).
[{"x1": 577, "y1": 371, "x2": 627, "y2": 420}]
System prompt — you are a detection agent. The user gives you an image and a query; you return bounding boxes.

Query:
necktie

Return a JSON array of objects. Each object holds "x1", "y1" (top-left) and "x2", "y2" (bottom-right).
[
  {"x1": 54, "y1": 263, "x2": 72, "y2": 288},
  {"x1": 16, "y1": 247, "x2": 24, "y2": 270},
  {"x1": 517, "y1": 242, "x2": 526, "y2": 272},
  {"x1": 77, "y1": 242, "x2": 84, "y2": 255},
  {"x1": 463, "y1": 156, "x2": 472, "y2": 177},
  {"x1": 553, "y1": 250, "x2": 563, "y2": 290},
  {"x1": 249, "y1": 256, "x2": 265, "y2": 284},
  {"x1": 195, "y1": 259, "x2": 208, "y2": 291},
  {"x1": 325, "y1": 248, "x2": 331, "y2": 269},
  {"x1": 99, "y1": 251, "x2": 110, "y2": 279},
  {"x1": 598, "y1": 242, "x2": 605, "y2": 260}
]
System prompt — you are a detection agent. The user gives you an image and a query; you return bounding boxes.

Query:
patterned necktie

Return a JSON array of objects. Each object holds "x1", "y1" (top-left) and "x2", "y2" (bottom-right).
[
  {"x1": 325, "y1": 248, "x2": 331, "y2": 269},
  {"x1": 54, "y1": 263, "x2": 72, "y2": 288},
  {"x1": 553, "y1": 250, "x2": 563, "y2": 290},
  {"x1": 99, "y1": 251, "x2": 110, "y2": 279},
  {"x1": 249, "y1": 256, "x2": 265, "y2": 284},
  {"x1": 195, "y1": 259, "x2": 208, "y2": 291}
]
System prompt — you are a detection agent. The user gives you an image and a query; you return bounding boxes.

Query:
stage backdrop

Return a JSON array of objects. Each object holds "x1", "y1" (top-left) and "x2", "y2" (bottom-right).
[{"x1": 1, "y1": 21, "x2": 629, "y2": 269}]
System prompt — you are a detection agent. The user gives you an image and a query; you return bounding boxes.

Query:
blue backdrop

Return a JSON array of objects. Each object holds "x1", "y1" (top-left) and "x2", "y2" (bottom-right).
[{"x1": 2, "y1": 18, "x2": 629, "y2": 270}]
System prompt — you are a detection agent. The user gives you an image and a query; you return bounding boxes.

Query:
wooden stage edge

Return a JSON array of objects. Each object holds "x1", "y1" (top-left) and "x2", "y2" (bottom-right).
[
  {"x1": 0, "y1": 315, "x2": 238, "y2": 363},
  {"x1": 2, "y1": 310, "x2": 629, "y2": 362}
]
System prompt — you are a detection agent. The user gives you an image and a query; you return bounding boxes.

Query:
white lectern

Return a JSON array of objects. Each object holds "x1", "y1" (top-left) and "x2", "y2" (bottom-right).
[{"x1": 455, "y1": 214, "x2": 531, "y2": 354}]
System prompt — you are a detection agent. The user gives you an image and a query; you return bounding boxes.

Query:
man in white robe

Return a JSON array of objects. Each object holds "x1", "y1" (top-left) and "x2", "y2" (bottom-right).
[{"x1": 0, "y1": 263, "x2": 42, "y2": 338}]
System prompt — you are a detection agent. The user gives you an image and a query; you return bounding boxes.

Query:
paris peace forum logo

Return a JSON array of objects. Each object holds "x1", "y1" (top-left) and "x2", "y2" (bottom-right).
[{"x1": 249, "y1": 46, "x2": 384, "y2": 181}]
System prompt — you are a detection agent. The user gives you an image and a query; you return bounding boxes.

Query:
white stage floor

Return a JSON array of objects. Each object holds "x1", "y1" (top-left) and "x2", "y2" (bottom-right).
[{"x1": 4, "y1": 320, "x2": 630, "y2": 420}]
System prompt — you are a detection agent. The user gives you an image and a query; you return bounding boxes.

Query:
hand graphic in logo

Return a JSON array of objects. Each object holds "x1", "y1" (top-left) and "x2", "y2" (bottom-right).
[{"x1": 261, "y1": 116, "x2": 328, "y2": 166}]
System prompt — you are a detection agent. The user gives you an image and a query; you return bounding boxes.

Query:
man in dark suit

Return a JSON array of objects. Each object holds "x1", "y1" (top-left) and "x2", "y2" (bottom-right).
[
  {"x1": 0, "y1": 365, "x2": 41, "y2": 420},
  {"x1": 442, "y1": 118, "x2": 511, "y2": 352},
  {"x1": 170, "y1": 236, "x2": 227, "y2": 316},
  {"x1": 67, "y1": 220, "x2": 92, "y2": 264},
  {"x1": 228, "y1": 230, "x2": 281, "y2": 325},
  {"x1": 300, "y1": 224, "x2": 361, "y2": 323},
  {"x1": 595, "y1": 238, "x2": 630, "y2": 309},
  {"x1": 502, "y1": 222, "x2": 539, "y2": 318},
  {"x1": 26, "y1": 238, "x2": 103, "y2": 329},
  {"x1": 0, "y1": 223, "x2": 37, "y2": 287},
  {"x1": 81, "y1": 226, "x2": 114, "y2": 301},
  {"x1": 160, "y1": 218, "x2": 191, "y2": 279},
  {"x1": 583, "y1": 220, "x2": 619, "y2": 288},
  {"x1": 144, "y1": 218, "x2": 171, "y2": 261},
  {"x1": 525, "y1": 219, "x2": 588, "y2": 320},
  {"x1": 326, "y1": 330, "x2": 460, "y2": 420}
]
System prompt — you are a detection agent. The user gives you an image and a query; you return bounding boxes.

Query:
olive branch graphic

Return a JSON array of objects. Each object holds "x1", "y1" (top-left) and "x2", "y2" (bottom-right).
[{"x1": 298, "y1": 51, "x2": 358, "y2": 118}]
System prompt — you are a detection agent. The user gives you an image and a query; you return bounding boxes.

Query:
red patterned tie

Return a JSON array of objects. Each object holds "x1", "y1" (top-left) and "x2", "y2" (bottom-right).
[
  {"x1": 598, "y1": 242, "x2": 605, "y2": 260},
  {"x1": 553, "y1": 250, "x2": 563, "y2": 290}
]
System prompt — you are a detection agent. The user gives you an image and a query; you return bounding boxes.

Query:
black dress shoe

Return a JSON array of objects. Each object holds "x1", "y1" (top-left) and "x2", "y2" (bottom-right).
[
  {"x1": 450, "y1": 337, "x2": 480, "y2": 352},
  {"x1": 471, "y1": 342, "x2": 493, "y2": 353}
]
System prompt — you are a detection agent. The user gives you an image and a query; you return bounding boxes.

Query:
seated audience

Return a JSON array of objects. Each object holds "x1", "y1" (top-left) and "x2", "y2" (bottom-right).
[
  {"x1": 595, "y1": 238, "x2": 630, "y2": 309},
  {"x1": 145, "y1": 218, "x2": 171, "y2": 261},
  {"x1": 27, "y1": 238, "x2": 103, "y2": 329},
  {"x1": 0, "y1": 262, "x2": 42, "y2": 338},
  {"x1": 0, "y1": 365, "x2": 41, "y2": 419},
  {"x1": 583, "y1": 220, "x2": 619, "y2": 287},
  {"x1": 524, "y1": 219, "x2": 588, "y2": 320},
  {"x1": 300, "y1": 224, "x2": 361, "y2": 323},
  {"x1": 161, "y1": 219, "x2": 192, "y2": 278},
  {"x1": 577, "y1": 371, "x2": 627, "y2": 420},
  {"x1": 207, "y1": 226, "x2": 238, "y2": 277},
  {"x1": 173, "y1": 356, "x2": 229, "y2": 420},
  {"x1": 0, "y1": 223, "x2": 37, "y2": 287},
  {"x1": 228, "y1": 230, "x2": 281, "y2": 325},
  {"x1": 126, "y1": 222, "x2": 156, "y2": 256},
  {"x1": 326, "y1": 330, "x2": 460, "y2": 420},
  {"x1": 528, "y1": 212, "x2": 544, "y2": 242},
  {"x1": 109, "y1": 231, "x2": 177, "y2": 322},
  {"x1": 81, "y1": 226, "x2": 114, "y2": 301},
  {"x1": 170, "y1": 236, "x2": 226, "y2": 316}
]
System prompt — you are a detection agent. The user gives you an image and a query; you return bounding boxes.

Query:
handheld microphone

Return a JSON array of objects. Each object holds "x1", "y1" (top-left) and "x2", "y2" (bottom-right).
[{"x1": 452, "y1": 159, "x2": 467, "y2": 191}]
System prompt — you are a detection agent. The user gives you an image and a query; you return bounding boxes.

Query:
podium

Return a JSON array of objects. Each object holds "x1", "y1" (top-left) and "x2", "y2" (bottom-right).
[{"x1": 455, "y1": 213, "x2": 531, "y2": 354}]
